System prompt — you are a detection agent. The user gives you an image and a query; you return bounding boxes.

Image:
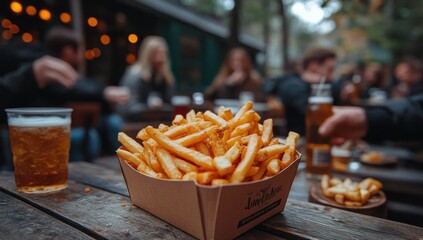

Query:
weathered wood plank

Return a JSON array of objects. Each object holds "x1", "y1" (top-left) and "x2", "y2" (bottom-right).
[
  {"x1": 0, "y1": 191, "x2": 92, "y2": 240},
  {"x1": 0, "y1": 173, "x2": 194, "y2": 240},
  {"x1": 258, "y1": 200, "x2": 423, "y2": 240},
  {"x1": 69, "y1": 161, "x2": 128, "y2": 196}
]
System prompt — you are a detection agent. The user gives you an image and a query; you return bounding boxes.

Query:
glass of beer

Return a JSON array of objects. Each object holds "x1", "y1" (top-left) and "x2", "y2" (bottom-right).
[
  {"x1": 5, "y1": 108, "x2": 72, "y2": 193},
  {"x1": 305, "y1": 84, "x2": 333, "y2": 174}
]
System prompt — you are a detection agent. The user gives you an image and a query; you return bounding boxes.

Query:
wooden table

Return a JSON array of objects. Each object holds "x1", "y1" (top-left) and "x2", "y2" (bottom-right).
[{"x1": 1, "y1": 160, "x2": 422, "y2": 239}]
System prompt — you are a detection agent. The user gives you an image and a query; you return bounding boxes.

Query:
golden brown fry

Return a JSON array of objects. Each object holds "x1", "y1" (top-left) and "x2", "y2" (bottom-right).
[
  {"x1": 118, "y1": 132, "x2": 144, "y2": 154},
  {"x1": 368, "y1": 184, "x2": 380, "y2": 195},
  {"x1": 145, "y1": 145, "x2": 165, "y2": 174},
  {"x1": 252, "y1": 158, "x2": 273, "y2": 181},
  {"x1": 212, "y1": 141, "x2": 242, "y2": 175},
  {"x1": 172, "y1": 114, "x2": 187, "y2": 125},
  {"x1": 195, "y1": 142, "x2": 212, "y2": 156},
  {"x1": 321, "y1": 174, "x2": 330, "y2": 190},
  {"x1": 176, "y1": 126, "x2": 215, "y2": 147},
  {"x1": 227, "y1": 136, "x2": 241, "y2": 148},
  {"x1": 334, "y1": 194, "x2": 345, "y2": 205},
  {"x1": 116, "y1": 149, "x2": 141, "y2": 167},
  {"x1": 136, "y1": 128, "x2": 149, "y2": 141},
  {"x1": 204, "y1": 110, "x2": 227, "y2": 126},
  {"x1": 266, "y1": 159, "x2": 281, "y2": 175},
  {"x1": 196, "y1": 112, "x2": 204, "y2": 119},
  {"x1": 145, "y1": 126, "x2": 214, "y2": 170},
  {"x1": 245, "y1": 166, "x2": 259, "y2": 177},
  {"x1": 174, "y1": 157, "x2": 199, "y2": 173},
  {"x1": 155, "y1": 147, "x2": 182, "y2": 179},
  {"x1": 208, "y1": 129, "x2": 227, "y2": 157},
  {"x1": 186, "y1": 110, "x2": 196, "y2": 122},
  {"x1": 281, "y1": 131, "x2": 300, "y2": 168},
  {"x1": 269, "y1": 138, "x2": 279, "y2": 146},
  {"x1": 329, "y1": 177, "x2": 342, "y2": 187},
  {"x1": 158, "y1": 124, "x2": 170, "y2": 132},
  {"x1": 217, "y1": 106, "x2": 225, "y2": 118},
  {"x1": 261, "y1": 119, "x2": 273, "y2": 146},
  {"x1": 230, "y1": 134, "x2": 260, "y2": 183},
  {"x1": 211, "y1": 179, "x2": 229, "y2": 186},
  {"x1": 344, "y1": 201, "x2": 362, "y2": 207},
  {"x1": 360, "y1": 189, "x2": 370, "y2": 204},
  {"x1": 344, "y1": 191, "x2": 361, "y2": 202},
  {"x1": 230, "y1": 123, "x2": 251, "y2": 138},
  {"x1": 182, "y1": 172, "x2": 198, "y2": 181},
  {"x1": 136, "y1": 161, "x2": 159, "y2": 178},
  {"x1": 197, "y1": 171, "x2": 219, "y2": 185},
  {"x1": 222, "y1": 109, "x2": 233, "y2": 121},
  {"x1": 256, "y1": 144, "x2": 289, "y2": 162}
]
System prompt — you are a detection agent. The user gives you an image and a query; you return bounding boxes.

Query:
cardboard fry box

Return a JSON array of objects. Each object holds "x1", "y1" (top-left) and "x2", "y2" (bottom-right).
[{"x1": 118, "y1": 153, "x2": 301, "y2": 240}]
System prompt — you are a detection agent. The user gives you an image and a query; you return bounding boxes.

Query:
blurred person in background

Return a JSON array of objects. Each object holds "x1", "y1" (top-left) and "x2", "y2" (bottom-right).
[
  {"x1": 204, "y1": 47, "x2": 264, "y2": 102},
  {"x1": 276, "y1": 47, "x2": 337, "y2": 135},
  {"x1": 119, "y1": 36, "x2": 174, "y2": 115},
  {"x1": 0, "y1": 55, "x2": 78, "y2": 169},
  {"x1": 337, "y1": 63, "x2": 388, "y2": 105},
  {"x1": 319, "y1": 94, "x2": 423, "y2": 143},
  {"x1": 390, "y1": 58, "x2": 423, "y2": 99},
  {"x1": 43, "y1": 27, "x2": 130, "y2": 156}
]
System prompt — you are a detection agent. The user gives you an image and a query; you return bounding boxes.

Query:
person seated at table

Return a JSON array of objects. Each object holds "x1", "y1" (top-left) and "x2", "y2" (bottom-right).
[
  {"x1": 319, "y1": 93, "x2": 423, "y2": 143},
  {"x1": 337, "y1": 63, "x2": 388, "y2": 105},
  {"x1": 390, "y1": 58, "x2": 423, "y2": 99},
  {"x1": 276, "y1": 47, "x2": 337, "y2": 135},
  {"x1": 43, "y1": 27, "x2": 130, "y2": 156},
  {"x1": 204, "y1": 47, "x2": 264, "y2": 102},
  {"x1": 119, "y1": 36, "x2": 174, "y2": 115},
  {"x1": 0, "y1": 55, "x2": 78, "y2": 169}
]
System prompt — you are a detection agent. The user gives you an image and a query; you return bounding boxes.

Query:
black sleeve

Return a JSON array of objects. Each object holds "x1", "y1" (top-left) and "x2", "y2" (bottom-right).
[
  {"x1": 0, "y1": 63, "x2": 39, "y2": 96},
  {"x1": 365, "y1": 94, "x2": 423, "y2": 141},
  {"x1": 278, "y1": 79, "x2": 309, "y2": 116}
]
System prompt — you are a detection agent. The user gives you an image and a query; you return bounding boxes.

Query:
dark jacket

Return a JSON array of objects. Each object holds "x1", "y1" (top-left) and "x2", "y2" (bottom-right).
[
  {"x1": 365, "y1": 94, "x2": 423, "y2": 141},
  {"x1": 0, "y1": 63, "x2": 108, "y2": 124},
  {"x1": 277, "y1": 73, "x2": 310, "y2": 136}
]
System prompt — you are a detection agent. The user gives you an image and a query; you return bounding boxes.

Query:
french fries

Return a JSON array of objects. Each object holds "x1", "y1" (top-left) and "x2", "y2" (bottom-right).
[
  {"x1": 117, "y1": 101, "x2": 300, "y2": 185},
  {"x1": 321, "y1": 175, "x2": 383, "y2": 207}
]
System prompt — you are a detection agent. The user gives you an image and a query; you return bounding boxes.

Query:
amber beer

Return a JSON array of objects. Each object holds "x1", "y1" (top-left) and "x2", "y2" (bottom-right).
[
  {"x1": 6, "y1": 108, "x2": 72, "y2": 193},
  {"x1": 306, "y1": 85, "x2": 333, "y2": 174}
]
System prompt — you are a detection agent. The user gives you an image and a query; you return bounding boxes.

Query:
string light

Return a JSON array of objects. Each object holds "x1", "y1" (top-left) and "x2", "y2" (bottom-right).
[
  {"x1": 128, "y1": 34, "x2": 138, "y2": 44},
  {"x1": 60, "y1": 13, "x2": 71, "y2": 23},
  {"x1": 87, "y1": 17, "x2": 98, "y2": 27},
  {"x1": 26, "y1": 5, "x2": 37, "y2": 16},
  {"x1": 39, "y1": 9, "x2": 51, "y2": 21},
  {"x1": 22, "y1": 32, "x2": 33, "y2": 43},
  {"x1": 100, "y1": 34, "x2": 110, "y2": 45},
  {"x1": 10, "y1": 2, "x2": 23, "y2": 14},
  {"x1": 126, "y1": 53, "x2": 136, "y2": 64}
]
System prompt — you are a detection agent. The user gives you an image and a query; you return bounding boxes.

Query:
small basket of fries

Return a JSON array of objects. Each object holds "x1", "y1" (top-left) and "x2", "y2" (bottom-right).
[
  {"x1": 309, "y1": 175, "x2": 387, "y2": 218},
  {"x1": 116, "y1": 102, "x2": 301, "y2": 240}
]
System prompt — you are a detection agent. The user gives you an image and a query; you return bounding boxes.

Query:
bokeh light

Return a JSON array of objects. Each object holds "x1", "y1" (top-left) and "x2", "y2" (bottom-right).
[
  {"x1": 1, "y1": 19, "x2": 12, "y2": 29},
  {"x1": 87, "y1": 17, "x2": 98, "y2": 27},
  {"x1": 2, "y1": 30, "x2": 12, "y2": 40},
  {"x1": 39, "y1": 9, "x2": 51, "y2": 21},
  {"x1": 85, "y1": 50, "x2": 95, "y2": 60},
  {"x1": 22, "y1": 32, "x2": 33, "y2": 43},
  {"x1": 92, "y1": 48, "x2": 101, "y2": 57},
  {"x1": 128, "y1": 34, "x2": 138, "y2": 44},
  {"x1": 10, "y1": 2, "x2": 23, "y2": 14},
  {"x1": 126, "y1": 53, "x2": 136, "y2": 64},
  {"x1": 100, "y1": 34, "x2": 110, "y2": 45},
  {"x1": 10, "y1": 24, "x2": 19, "y2": 34},
  {"x1": 60, "y1": 13, "x2": 72, "y2": 23},
  {"x1": 26, "y1": 5, "x2": 37, "y2": 16}
]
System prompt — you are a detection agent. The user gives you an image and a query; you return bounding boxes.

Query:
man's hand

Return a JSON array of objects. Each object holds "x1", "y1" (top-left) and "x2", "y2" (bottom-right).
[
  {"x1": 104, "y1": 86, "x2": 130, "y2": 105},
  {"x1": 33, "y1": 56, "x2": 78, "y2": 88},
  {"x1": 319, "y1": 106, "x2": 368, "y2": 145}
]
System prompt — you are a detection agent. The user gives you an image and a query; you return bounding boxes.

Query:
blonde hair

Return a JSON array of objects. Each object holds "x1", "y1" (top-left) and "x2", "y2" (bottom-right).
[{"x1": 132, "y1": 36, "x2": 174, "y2": 85}]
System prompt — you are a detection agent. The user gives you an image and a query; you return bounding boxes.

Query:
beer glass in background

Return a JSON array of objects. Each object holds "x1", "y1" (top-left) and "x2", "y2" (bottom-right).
[
  {"x1": 305, "y1": 84, "x2": 333, "y2": 174},
  {"x1": 5, "y1": 108, "x2": 72, "y2": 193}
]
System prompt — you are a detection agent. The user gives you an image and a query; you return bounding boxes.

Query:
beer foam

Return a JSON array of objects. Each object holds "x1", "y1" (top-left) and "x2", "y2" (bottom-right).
[
  {"x1": 8, "y1": 116, "x2": 70, "y2": 127},
  {"x1": 309, "y1": 96, "x2": 333, "y2": 103}
]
